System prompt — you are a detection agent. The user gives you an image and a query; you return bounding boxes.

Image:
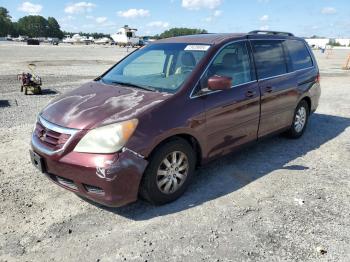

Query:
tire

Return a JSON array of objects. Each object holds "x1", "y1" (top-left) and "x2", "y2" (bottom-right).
[
  {"x1": 139, "y1": 138, "x2": 196, "y2": 205},
  {"x1": 285, "y1": 100, "x2": 309, "y2": 138}
]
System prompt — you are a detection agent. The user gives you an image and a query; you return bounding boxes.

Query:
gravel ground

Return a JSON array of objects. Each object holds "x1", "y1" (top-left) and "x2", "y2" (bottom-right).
[{"x1": 0, "y1": 43, "x2": 349, "y2": 262}]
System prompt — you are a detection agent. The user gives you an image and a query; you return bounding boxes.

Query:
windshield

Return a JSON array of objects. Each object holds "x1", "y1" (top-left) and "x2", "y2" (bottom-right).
[{"x1": 101, "y1": 43, "x2": 210, "y2": 93}]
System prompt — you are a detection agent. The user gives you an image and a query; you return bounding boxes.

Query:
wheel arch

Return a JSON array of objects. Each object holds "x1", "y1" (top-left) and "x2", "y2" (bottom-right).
[
  {"x1": 296, "y1": 95, "x2": 312, "y2": 115},
  {"x1": 301, "y1": 96, "x2": 312, "y2": 114},
  {"x1": 146, "y1": 133, "x2": 203, "y2": 168}
]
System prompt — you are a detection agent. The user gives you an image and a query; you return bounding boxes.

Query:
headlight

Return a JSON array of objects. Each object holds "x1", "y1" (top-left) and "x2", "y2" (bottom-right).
[{"x1": 74, "y1": 119, "x2": 138, "y2": 153}]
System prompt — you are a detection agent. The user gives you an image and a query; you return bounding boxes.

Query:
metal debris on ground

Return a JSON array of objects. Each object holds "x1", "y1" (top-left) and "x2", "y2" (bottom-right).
[
  {"x1": 294, "y1": 198, "x2": 305, "y2": 206},
  {"x1": 316, "y1": 246, "x2": 327, "y2": 255},
  {"x1": 17, "y1": 63, "x2": 42, "y2": 95}
]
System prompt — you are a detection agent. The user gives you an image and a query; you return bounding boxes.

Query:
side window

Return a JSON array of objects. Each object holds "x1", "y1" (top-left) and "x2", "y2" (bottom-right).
[
  {"x1": 201, "y1": 41, "x2": 253, "y2": 88},
  {"x1": 252, "y1": 40, "x2": 287, "y2": 79},
  {"x1": 123, "y1": 50, "x2": 166, "y2": 76},
  {"x1": 284, "y1": 40, "x2": 313, "y2": 71}
]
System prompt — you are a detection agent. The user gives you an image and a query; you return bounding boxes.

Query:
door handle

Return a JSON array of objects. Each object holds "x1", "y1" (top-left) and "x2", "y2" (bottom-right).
[
  {"x1": 245, "y1": 90, "x2": 256, "y2": 98},
  {"x1": 264, "y1": 86, "x2": 273, "y2": 93}
]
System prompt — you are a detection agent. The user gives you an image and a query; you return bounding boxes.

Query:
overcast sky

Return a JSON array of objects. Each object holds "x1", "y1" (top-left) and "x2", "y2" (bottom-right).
[{"x1": 1, "y1": 0, "x2": 349, "y2": 37}]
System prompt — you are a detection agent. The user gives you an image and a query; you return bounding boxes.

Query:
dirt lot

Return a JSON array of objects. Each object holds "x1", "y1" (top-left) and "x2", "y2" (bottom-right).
[{"x1": 0, "y1": 43, "x2": 349, "y2": 262}]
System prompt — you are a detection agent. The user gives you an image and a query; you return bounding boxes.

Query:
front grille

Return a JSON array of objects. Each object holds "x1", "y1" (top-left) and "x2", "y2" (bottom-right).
[
  {"x1": 84, "y1": 184, "x2": 105, "y2": 195},
  {"x1": 54, "y1": 175, "x2": 78, "y2": 190},
  {"x1": 34, "y1": 121, "x2": 71, "y2": 151}
]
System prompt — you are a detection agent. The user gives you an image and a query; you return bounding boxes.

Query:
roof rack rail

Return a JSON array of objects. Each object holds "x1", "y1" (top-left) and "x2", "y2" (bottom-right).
[{"x1": 248, "y1": 30, "x2": 294, "y2": 37}]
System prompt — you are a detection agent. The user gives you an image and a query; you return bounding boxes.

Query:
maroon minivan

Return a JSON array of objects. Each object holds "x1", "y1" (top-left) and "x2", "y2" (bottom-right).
[{"x1": 30, "y1": 31, "x2": 320, "y2": 206}]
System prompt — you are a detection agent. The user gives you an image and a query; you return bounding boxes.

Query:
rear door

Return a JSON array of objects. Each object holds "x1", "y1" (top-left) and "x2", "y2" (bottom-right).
[
  {"x1": 251, "y1": 40, "x2": 298, "y2": 137},
  {"x1": 194, "y1": 41, "x2": 260, "y2": 159}
]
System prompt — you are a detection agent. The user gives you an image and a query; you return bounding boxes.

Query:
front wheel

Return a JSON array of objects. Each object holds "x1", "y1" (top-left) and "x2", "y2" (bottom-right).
[
  {"x1": 285, "y1": 100, "x2": 309, "y2": 138},
  {"x1": 139, "y1": 138, "x2": 196, "y2": 205}
]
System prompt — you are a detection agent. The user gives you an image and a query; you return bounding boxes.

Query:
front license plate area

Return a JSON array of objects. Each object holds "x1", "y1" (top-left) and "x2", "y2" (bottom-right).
[{"x1": 30, "y1": 150, "x2": 46, "y2": 173}]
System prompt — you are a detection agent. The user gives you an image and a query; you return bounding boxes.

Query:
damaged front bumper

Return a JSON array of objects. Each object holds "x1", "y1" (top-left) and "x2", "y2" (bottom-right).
[{"x1": 30, "y1": 146, "x2": 148, "y2": 207}]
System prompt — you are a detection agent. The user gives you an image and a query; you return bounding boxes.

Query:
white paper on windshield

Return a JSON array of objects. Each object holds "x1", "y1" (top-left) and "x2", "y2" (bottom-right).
[{"x1": 184, "y1": 45, "x2": 210, "y2": 51}]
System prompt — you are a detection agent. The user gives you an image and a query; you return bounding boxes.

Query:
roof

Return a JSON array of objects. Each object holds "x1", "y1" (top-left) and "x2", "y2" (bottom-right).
[
  {"x1": 154, "y1": 33, "x2": 246, "y2": 45},
  {"x1": 153, "y1": 31, "x2": 299, "y2": 45}
]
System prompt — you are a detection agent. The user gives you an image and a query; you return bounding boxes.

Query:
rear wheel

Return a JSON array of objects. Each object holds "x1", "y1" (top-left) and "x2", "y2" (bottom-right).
[
  {"x1": 285, "y1": 100, "x2": 309, "y2": 138},
  {"x1": 140, "y1": 138, "x2": 196, "y2": 205}
]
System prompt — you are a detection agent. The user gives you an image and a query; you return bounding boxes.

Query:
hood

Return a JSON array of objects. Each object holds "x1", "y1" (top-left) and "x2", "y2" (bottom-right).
[{"x1": 41, "y1": 81, "x2": 172, "y2": 130}]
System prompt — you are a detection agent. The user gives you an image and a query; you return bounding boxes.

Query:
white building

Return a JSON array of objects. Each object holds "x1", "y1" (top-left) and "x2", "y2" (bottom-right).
[
  {"x1": 305, "y1": 38, "x2": 350, "y2": 48},
  {"x1": 336, "y1": 38, "x2": 350, "y2": 46},
  {"x1": 305, "y1": 38, "x2": 329, "y2": 49}
]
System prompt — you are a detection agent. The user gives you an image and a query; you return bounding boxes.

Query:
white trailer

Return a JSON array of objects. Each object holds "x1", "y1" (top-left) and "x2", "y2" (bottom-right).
[
  {"x1": 62, "y1": 34, "x2": 94, "y2": 45},
  {"x1": 111, "y1": 25, "x2": 139, "y2": 47},
  {"x1": 94, "y1": 37, "x2": 111, "y2": 45}
]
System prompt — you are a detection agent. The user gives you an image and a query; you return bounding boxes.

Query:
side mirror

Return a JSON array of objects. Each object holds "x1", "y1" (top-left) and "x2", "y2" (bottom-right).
[{"x1": 207, "y1": 75, "x2": 232, "y2": 91}]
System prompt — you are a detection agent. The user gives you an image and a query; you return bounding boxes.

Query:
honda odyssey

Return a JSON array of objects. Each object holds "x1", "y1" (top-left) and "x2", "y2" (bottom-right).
[{"x1": 30, "y1": 31, "x2": 321, "y2": 206}]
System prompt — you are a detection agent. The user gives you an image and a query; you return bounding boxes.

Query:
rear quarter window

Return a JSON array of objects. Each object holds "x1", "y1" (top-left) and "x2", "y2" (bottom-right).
[{"x1": 284, "y1": 40, "x2": 313, "y2": 71}]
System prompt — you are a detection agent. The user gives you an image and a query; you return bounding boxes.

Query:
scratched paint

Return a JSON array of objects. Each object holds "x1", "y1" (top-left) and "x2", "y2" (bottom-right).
[{"x1": 95, "y1": 148, "x2": 148, "y2": 182}]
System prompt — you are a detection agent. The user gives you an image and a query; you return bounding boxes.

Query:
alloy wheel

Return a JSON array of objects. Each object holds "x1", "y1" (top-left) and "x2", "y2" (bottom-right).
[
  {"x1": 294, "y1": 106, "x2": 307, "y2": 133},
  {"x1": 156, "y1": 151, "x2": 189, "y2": 194}
]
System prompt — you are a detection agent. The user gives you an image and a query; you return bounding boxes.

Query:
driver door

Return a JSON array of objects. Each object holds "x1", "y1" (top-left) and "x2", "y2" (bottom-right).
[{"x1": 197, "y1": 41, "x2": 260, "y2": 159}]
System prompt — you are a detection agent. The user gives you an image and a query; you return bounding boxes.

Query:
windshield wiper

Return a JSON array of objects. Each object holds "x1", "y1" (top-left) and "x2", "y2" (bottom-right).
[{"x1": 111, "y1": 81, "x2": 157, "y2": 92}]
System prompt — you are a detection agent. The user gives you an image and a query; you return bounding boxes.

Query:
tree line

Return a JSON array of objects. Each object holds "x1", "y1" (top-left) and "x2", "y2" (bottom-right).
[
  {"x1": 155, "y1": 28, "x2": 208, "y2": 39},
  {"x1": 0, "y1": 7, "x2": 63, "y2": 38},
  {"x1": 1, "y1": 6, "x2": 208, "y2": 40},
  {"x1": 0, "y1": 7, "x2": 109, "y2": 39}
]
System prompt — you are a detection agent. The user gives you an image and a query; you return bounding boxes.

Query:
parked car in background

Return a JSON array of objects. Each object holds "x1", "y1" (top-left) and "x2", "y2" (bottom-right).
[
  {"x1": 46, "y1": 37, "x2": 59, "y2": 45},
  {"x1": 13, "y1": 35, "x2": 28, "y2": 42},
  {"x1": 30, "y1": 31, "x2": 320, "y2": 207},
  {"x1": 138, "y1": 37, "x2": 151, "y2": 47},
  {"x1": 27, "y1": 39, "x2": 40, "y2": 45}
]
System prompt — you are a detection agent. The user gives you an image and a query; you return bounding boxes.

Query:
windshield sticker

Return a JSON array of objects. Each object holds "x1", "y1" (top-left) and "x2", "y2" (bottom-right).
[{"x1": 184, "y1": 45, "x2": 210, "y2": 51}]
